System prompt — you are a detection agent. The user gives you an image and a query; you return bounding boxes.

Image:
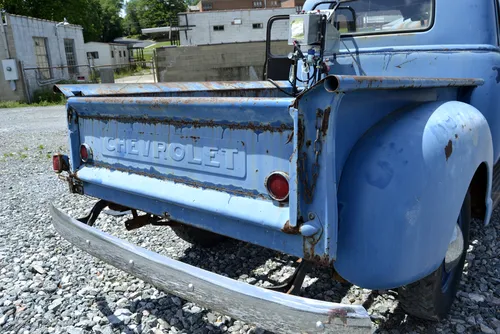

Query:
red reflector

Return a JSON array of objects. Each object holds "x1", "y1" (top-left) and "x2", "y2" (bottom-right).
[
  {"x1": 266, "y1": 172, "x2": 289, "y2": 201},
  {"x1": 52, "y1": 154, "x2": 62, "y2": 173},
  {"x1": 80, "y1": 144, "x2": 91, "y2": 162}
]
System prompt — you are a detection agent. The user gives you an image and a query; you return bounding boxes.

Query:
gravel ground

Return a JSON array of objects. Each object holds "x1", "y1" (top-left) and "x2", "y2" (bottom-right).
[{"x1": 0, "y1": 105, "x2": 499, "y2": 334}]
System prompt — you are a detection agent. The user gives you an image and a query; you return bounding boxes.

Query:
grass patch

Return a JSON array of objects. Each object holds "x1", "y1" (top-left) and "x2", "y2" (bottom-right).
[
  {"x1": 143, "y1": 41, "x2": 172, "y2": 61},
  {"x1": 0, "y1": 87, "x2": 66, "y2": 108},
  {"x1": 0, "y1": 100, "x2": 65, "y2": 108}
]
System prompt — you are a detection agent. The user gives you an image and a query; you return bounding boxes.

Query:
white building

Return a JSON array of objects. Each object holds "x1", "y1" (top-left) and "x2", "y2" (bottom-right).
[
  {"x1": 178, "y1": 7, "x2": 296, "y2": 46},
  {"x1": 84, "y1": 42, "x2": 130, "y2": 69},
  {"x1": 0, "y1": 13, "x2": 88, "y2": 102}
]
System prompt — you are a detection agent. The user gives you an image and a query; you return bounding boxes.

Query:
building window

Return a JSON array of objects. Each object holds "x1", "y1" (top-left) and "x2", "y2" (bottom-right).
[
  {"x1": 253, "y1": 23, "x2": 263, "y2": 29},
  {"x1": 111, "y1": 50, "x2": 115, "y2": 58},
  {"x1": 119, "y1": 50, "x2": 122, "y2": 57},
  {"x1": 270, "y1": 0, "x2": 279, "y2": 6},
  {"x1": 124, "y1": 50, "x2": 127, "y2": 57},
  {"x1": 202, "y1": 2, "x2": 212, "y2": 10},
  {"x1": 64, "y1": 39, "x2": 78, "y2": 75},
  {"x1": 213, "y1": 25, "x2": 224, "y2": 31},
  {"x1": 253, "y1": 1, "x2": 263, "y2": 8},
  {"x1": 87, "y1": 51, "x2": 99, "y2": 59},
  {"x1": 33, "y1": 37, "x2": 51, "y2": 80}
]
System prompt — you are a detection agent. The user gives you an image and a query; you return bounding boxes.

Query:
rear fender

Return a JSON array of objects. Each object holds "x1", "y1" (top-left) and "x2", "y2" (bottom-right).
[{"x1": 335, "y1": 100, "x2": 493, "y2": 289}]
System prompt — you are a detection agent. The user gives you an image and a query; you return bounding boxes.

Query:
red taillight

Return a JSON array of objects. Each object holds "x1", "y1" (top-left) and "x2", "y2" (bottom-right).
[
  {"x1": 80, "y1": 144, "x2": 92, "y2": 162},
  {"x1": 266, "y1": 172, "x2": 290, "y2": 201},
  {"x1": 52, "y1": 154, "x2": 62, "y2": 173}
]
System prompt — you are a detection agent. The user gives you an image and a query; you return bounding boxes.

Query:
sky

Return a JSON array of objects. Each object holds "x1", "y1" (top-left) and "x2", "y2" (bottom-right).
[{"x1": 120, "y1": 0, "x2": 128, "y2": 18}]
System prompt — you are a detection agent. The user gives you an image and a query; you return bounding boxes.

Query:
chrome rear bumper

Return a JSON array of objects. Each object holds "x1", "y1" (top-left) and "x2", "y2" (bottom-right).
[{"x1": 50, "y1": 205, "x2": 373, "y2": 334}]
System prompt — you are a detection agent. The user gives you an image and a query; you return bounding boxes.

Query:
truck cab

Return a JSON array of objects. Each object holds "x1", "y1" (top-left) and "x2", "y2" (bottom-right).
[{"x1": 51, "y1": 0, "x2": 499, "y2": 332}]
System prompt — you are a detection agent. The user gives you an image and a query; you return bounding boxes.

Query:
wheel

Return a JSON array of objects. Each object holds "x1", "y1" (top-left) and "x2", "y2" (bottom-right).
[
  {"x1": 170, "y1": 223, "x2": 228, "y2": 248},
  {"x1": 398, "y1": 190, "x2": 471, "y2": 321}
]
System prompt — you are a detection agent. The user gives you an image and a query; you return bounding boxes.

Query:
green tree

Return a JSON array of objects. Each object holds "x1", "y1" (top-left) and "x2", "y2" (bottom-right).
[
  {"x1": 100, "y1": 0, "x2": 124, "y2": 42},
  {"x1": 123, "y1": 0, "x2": 141, "y2": 36},
  {"x1": 125, "y1": 0, "x2": 186, "y2": 31},
  {"x1": 0, "y1": 0, "x2": 123, "y2": 42}
]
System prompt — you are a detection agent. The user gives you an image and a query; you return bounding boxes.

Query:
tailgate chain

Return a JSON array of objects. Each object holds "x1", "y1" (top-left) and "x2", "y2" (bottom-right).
[{"x1": 302, "y1": 110, "x2": 325, "y2": 204}]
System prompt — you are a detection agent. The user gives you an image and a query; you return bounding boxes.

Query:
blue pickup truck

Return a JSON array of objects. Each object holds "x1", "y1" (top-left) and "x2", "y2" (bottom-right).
[{"x1": 50, "y1": 0, "x2": 499, "y2": 332}]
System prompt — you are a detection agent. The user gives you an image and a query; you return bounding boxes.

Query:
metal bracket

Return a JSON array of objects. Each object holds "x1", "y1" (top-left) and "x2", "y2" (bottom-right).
[
  {"x1": 265, "y1": 258, "x2": 313, "y2": 295},
  {"x1": 125, "y1": 210, "x2": 173, "y2": 231},
  {"x1": 77, "y1": 200, "x2": 109, "y2": 226},
  {"x1": 67, "y1": 174, "x2": 84, "y2": 194}
]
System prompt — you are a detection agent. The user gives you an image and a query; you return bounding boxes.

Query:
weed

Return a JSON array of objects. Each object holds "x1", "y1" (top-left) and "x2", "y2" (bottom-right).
[{"x1": 38, "y1": 145, "x2": 45, "y2": 150}]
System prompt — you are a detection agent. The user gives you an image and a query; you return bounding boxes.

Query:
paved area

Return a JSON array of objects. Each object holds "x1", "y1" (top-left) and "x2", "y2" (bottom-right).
[{"x1": 115, "y1": 73, "x2": 155, "y2": 84}]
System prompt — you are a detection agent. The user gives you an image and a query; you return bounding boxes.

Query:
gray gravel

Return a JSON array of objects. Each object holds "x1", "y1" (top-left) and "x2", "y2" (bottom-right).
[{"x1": 0, "y1": 105, "x2": 499, "y2": 334}]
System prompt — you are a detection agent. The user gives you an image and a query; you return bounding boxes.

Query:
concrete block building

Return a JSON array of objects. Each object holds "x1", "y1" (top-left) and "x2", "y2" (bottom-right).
[{"x1": 0, "y1": 13, "x2": 88, "y2": 102}]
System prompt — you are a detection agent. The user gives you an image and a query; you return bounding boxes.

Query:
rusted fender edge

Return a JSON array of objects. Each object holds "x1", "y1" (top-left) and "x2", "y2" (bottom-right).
[
  {"x1": 50, "y1": 204, "x2": 373, "y2": 334},
  {"x1": 322, "y1": 75, "x2": 484, "y2": 93}
]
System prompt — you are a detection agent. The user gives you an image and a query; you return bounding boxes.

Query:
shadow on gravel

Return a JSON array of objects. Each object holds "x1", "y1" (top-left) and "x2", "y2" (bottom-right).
[
  {"x1": 373, "y1": 217, "x2": 496, "y2": 333},
  {"x1": 90, "y1": 214, "x2": 496, "y2": 334},
  {"x1": 172, "y1": 214, "x2": 498, "y2": 334}
]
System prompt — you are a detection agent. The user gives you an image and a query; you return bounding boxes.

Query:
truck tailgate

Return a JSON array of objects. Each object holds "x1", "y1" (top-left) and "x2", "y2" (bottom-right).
[{"x1": 66, "y1": 96, "x2": 305, "y2": 248}]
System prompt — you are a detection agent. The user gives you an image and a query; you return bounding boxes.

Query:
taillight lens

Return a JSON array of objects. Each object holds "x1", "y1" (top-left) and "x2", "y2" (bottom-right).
[
  {"x1": 80, "y1": 144, "x2": 92, "y2": 162},
  {"x1": 52, "y1": 154, "x2": 62, "y2": 173},
  {"x1": 266, "y1": 172, "x2": 290, "y2": 201}
]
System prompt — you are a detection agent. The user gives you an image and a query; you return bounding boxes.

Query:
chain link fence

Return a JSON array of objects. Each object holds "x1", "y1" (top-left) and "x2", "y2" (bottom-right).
[{"x1": 20, "y1": 59, "x2": 156, "y2": 103}]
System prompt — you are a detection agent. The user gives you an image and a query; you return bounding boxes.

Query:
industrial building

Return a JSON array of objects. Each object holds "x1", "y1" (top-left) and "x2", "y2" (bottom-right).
[{"x1": 0, "y1": 13, "x2": 88, "y2": 102}]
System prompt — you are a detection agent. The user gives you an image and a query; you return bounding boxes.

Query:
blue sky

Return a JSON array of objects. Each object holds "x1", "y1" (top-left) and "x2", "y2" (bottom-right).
[{"x1": 120, "y1": 0, "x2": 128, "y2": 17}]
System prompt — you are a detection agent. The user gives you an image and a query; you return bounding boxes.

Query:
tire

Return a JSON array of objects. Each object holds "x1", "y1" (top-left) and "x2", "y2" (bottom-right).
[
  {"x1": 398, "y1": 190, "x2": 471, "y2": 321},
  {"x1": 170, "y1": 223, "x2": 228, "y2": 248}
]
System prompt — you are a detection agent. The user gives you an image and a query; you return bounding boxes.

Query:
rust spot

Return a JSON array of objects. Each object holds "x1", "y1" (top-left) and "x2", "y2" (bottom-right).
[
  {"x1": 312, "y1": 254, "x2": 333, "y2": 267},
  {"x1": 445, "y1": 140, "x2": 453, "y2": 161},
  {"x1": 282, "y1": 220, "x2": 301, "y2": 235},
  {"x1": 78, "y1": 114, "x2": 292, "y2": 133},
  {"x1": 241, "y1": 141, "x2": 245, "y2": 147},
  {"x1": 190, "y1": 136, "x2": 200, "y2": 141},
  {"x1": 297, "y1": 119, "x2": 304, "y2": 149},
  {"x1": 455, "y1": 134, "x2": 458, "y2": 139},
  {"x1": 91, "y1": 161, "x2": 266, "y2": 200},
  {"x1": 321, "y1": 107, "x2": 331, "y2": 136},
  {"x1": 327, "y1": 308, "x2": 356, "y2": 326},
  {"x1": 306, "y1": 140, "x2": 312, "y2": 147}
]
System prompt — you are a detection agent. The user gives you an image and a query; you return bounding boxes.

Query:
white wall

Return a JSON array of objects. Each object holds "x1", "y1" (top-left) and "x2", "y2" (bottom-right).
[
  {"x1": 8, "y1": 14, "x2": 88, "y2": 99},
  {"x1": 85, "y1": 42, "x2": 129, "y2": 69},
  {"x1": 110, "y1": 44, "x2": 129, "y2": 67},
  {"x1": 0, "y1": 22, "x2": 26, "y2": 101},
  {"x1": 178, "y1": 8, "x2": 295, "y2": 46}
]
